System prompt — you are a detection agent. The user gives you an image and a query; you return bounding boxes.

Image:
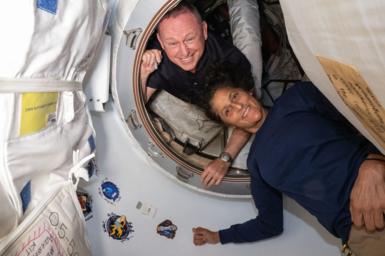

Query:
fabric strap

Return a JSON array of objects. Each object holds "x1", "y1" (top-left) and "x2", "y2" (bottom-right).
[{"x1": 0, "y1": 78, "x2": 82, "y2": 92}]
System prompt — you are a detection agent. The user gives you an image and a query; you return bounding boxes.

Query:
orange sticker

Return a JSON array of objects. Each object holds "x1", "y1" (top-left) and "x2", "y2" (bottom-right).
[{"x1": 318, "y1": 56, "x2": 385, "y2": 150}]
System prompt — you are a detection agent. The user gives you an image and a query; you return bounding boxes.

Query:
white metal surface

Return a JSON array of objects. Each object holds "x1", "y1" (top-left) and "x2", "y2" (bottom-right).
[
  {"x1": 112, "y1": 0, "x2": 254, "y2": 196},
  {"x1": 83, "y1": 102, "x2": 340, "y2": 256},
  {"x1": 85, "y1": 34, "x2": 111, "y2": 112}
]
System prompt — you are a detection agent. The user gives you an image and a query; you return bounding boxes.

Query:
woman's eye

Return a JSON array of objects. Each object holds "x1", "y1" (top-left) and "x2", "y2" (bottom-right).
[
  {"x1": 224, "y1": 108, "x2": 230, "y2": 117},
  {"x1": 231, "y1": 92, "x2": 238, "y2": 101}
]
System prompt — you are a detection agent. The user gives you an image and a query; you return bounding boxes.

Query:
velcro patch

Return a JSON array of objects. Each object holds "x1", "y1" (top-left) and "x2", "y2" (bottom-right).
[
  {"x1": 37, "y1": 0, "x2": 58, "y2": 15},
  {"x1": 20, "y1": 181, "x2": 31, "y2": 213}
]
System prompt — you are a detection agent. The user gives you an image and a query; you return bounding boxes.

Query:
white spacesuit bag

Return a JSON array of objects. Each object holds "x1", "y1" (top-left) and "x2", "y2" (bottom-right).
[
  {"x1": 227, "y1": 0, "x2": 263, "y2": 98},
  {"x1": 280, "y1": 0, "x2": 385, "y2": 153},
  {"x1": 0, "y1": 0, "x2": 108, "y2": 253}
]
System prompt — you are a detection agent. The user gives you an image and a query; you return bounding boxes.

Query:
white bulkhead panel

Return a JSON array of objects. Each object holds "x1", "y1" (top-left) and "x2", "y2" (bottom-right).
[{"x1": 82, "y1": 0, "x2": 343, "y2": 255}]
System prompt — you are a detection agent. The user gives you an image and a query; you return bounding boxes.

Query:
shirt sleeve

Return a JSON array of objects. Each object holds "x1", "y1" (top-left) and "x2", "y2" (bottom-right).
[
  {"x1": 146, "y1": 69, "x2": 166, "y2": 90},
  {"x1": 219, "y1": 168, "x2": 283, "y2": 244}
]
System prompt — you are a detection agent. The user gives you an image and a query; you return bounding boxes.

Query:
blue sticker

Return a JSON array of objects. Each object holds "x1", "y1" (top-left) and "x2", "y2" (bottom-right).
[
  {"x1": 99, "y1": 179, "x2": 121, "y2": 203},
  {"x1": 37, "y1": 0, "x2": 58, "y2": 15},
  {"x1": 157, "y1": 220, "x2": 177, "y2": 239},
  {"x1": 88, "y1": 135, "x2": 96, "y2": 152},
  {"x1": 20, "y1": 181, "x2": 31, "y2": 213},
  {"x1": 103, "y1": 213, "x2": 134, "y2": 242}
]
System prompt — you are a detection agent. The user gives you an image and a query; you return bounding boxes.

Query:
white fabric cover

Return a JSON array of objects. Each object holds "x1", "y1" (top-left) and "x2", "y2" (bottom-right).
[
  {"x1": 0, "y1": 183, "x2": 91, "y2": 256},
  {"x1": 150, "y1": 91, "x2": 223, "y2": 150},
  {"x1": 0, "y1": 0, "x2": 108, "y2": 245},
  {"x1": 0, "y1": 0, "x2": 108, "y2": 81},
  {"x1": 280, "y1": 0, "x2": 385, "y2": 153}
]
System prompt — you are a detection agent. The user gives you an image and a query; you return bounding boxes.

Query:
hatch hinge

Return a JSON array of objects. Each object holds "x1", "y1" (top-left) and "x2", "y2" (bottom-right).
[
  {"x1": 176, "y1": 166, "x2": 193, "y2": 183},
  {"x1": 147, "y1": 142, "x2": 164, "y2": 158},
  {"x1": 126, "y1": 110, "x2": 142, "y2": 130},
  {"x1": 123, "y1": 28, "x2": 143, "y2": 50}
]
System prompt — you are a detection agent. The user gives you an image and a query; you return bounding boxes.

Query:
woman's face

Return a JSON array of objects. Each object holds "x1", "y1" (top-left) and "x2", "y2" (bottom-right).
[{"x1": 210, "y1": 87, "x2": 266, "y2": 132}]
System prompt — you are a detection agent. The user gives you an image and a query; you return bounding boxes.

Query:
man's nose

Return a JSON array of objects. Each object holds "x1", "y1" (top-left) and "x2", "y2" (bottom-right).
[
  {"x1": 232, "y1": 102, "x2": 243, "y2": 110},
  {"x1": 179, "y1": 42, "x2": 189, "y2": 56}
]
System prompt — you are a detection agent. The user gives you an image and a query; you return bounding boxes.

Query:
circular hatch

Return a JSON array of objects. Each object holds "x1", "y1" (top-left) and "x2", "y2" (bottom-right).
[{"x1": 112, "y1": 0, "x2": 251, "y2": 197}]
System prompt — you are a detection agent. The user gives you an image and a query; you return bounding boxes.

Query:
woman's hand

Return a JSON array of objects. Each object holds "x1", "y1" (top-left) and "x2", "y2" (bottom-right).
[
  {"x1": 192, "y1": 227, "x2": 220, "y2": 245},
  {"x1": 350, "y1": 155, "x2": 385, "y2": 232}
]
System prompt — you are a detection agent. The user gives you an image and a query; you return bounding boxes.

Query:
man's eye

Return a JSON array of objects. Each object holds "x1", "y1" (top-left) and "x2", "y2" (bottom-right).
[
  {"x1": 168, "y1": 42, "x2": 177, "y2": 47},
  {"x1": 231, "y1": 92, "x2": 238, "y2": 101},
  {"x1": 186, "y1": 37, "x2": 194, "y2": 43}
]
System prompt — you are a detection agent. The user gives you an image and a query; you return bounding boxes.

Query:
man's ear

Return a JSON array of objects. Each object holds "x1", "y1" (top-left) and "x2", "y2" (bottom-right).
[
  {"x1": 202, "y1": 21, "x2": 208, "y2": 40},
  {"x1": 157, "y1": 32, "x2": 165, "y2": 49}
]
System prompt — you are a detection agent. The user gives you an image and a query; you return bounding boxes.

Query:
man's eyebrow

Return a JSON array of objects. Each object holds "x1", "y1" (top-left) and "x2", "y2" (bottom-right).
[
  {"x1": 164, "y1": 32, "x2": 196, "y2": 42},
  {"x1": 185, "y1": 32, "x2": 196, "y2": 38},
  {"x1": 164, "y1": 38, "x2": 177, "y2": 42}
]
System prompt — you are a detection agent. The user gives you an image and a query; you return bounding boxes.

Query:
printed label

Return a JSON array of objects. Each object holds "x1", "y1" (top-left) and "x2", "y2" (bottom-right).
[
  {"x1": 1, "y1": 186, "x2": 89, "y2": 256},
  {"x1": 318, "y1": 56, "x2": 385, "y2": 150},
  {"x1": 20, "y1": 92, "x2": 58, "y2": 136},
  {"x1": 136, "y1": 201, "x2": 157, "y2": 218},
  {"x1": 4, "y1": 220, "x2": 66, "y2": 256}
]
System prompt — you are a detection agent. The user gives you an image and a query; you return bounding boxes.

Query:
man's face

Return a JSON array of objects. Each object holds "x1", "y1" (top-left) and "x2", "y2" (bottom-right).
[
  {"x1": 211, "y1": 87, "x2": 265, "y2": 132},
  {"x1": 157, "y1": 11, "x2": 207, "y2": 73}
]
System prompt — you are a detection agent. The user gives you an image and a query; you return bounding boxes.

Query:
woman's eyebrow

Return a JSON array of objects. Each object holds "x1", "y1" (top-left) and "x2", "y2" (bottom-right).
[{"x1": 229, "y1": 91, "x2": 234, "y2": 101}]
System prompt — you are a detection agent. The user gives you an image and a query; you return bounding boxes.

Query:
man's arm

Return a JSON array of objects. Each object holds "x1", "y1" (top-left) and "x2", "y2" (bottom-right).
[
  {"x1": 140, "y1": 49, "x2": 162, "y2": 101},
  {"x1": 201, "y1": 128, "x2": 251, "y2": 187},
  {"x1": 350, "y1": 154, "x2": 385, "y2": 231}
]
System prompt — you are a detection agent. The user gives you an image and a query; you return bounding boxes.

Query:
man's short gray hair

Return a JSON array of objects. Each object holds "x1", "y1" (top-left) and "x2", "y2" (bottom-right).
[{"x1": 157, "y1": 1, "x2": 202, "y2": 32}]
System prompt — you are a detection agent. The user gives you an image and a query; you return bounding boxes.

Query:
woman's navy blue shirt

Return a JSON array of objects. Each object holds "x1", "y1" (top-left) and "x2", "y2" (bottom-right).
[{"x1": 219, "y1": 82, "x2": 378, "y2": 244}]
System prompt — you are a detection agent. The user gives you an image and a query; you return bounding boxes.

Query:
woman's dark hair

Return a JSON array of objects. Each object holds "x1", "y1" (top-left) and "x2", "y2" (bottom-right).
[{"x1": 202, "y1": 63, "x2": 255, "y2": 123}]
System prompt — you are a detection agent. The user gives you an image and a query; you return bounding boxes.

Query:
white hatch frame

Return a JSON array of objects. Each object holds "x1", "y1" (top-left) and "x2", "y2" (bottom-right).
[{"x1": 112, "y1": 0, "x2": 251, "y2": 197}]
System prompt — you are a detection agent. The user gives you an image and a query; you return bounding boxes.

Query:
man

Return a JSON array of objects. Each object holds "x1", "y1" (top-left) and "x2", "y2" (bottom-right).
[
  {"x1": 140, "y1": 1, "x2": 252, "y2": 187},
  {"x1": 192, "y1": 64, "x2": 385, "y2": 255}
]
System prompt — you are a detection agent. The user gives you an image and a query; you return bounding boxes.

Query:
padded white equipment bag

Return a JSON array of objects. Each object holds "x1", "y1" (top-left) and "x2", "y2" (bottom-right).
[
  {"x1": 280, "y1": 0, "x2": 385, "y2": 153},
  {"x1": 0, "y1": 0, "x2": 109, "y2": 253},
  {"x1": 150, "y1": 91, "x2": 223, "y2": 150},
  {"x1": 227, "y1": 0, "x2": 263, "y2": 98}
]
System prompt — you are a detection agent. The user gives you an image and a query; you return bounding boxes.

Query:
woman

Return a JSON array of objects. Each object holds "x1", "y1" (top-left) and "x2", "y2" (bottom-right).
[{"x1": 193, "y1": 65, "x2": 385, "y2": 255}]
